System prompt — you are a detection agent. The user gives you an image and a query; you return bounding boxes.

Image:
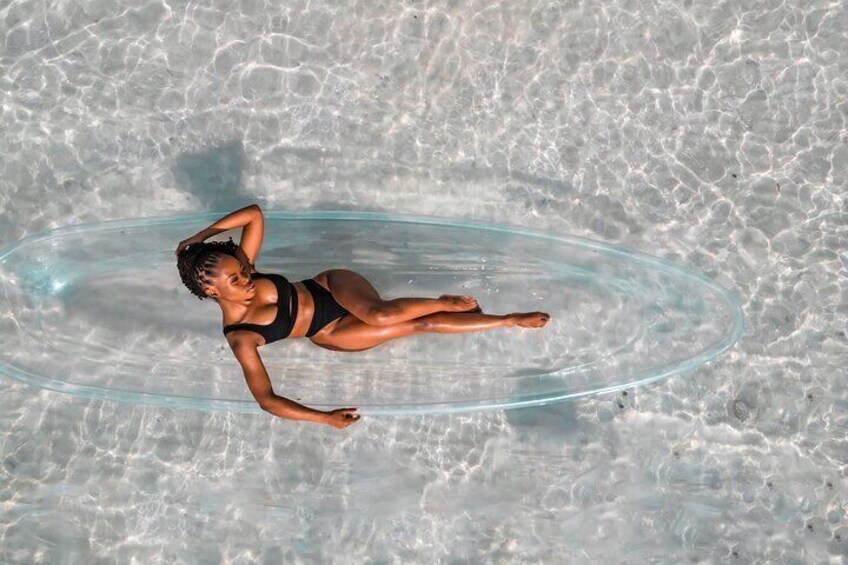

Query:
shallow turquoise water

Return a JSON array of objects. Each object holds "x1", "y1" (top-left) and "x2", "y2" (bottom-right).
[{"x1": 0, "y1": 0, "x2": 846, "y2": 562}]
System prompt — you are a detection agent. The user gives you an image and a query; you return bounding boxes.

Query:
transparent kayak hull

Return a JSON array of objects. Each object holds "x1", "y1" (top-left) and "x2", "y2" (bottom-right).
[{"x1": 0, "y1": 211, "x2": 744, "y2": 416}]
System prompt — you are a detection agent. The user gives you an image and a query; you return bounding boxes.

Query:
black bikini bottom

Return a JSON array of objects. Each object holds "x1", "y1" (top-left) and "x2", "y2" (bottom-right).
[{"x1": 300, "y1": 278, "x2": 351, "y2": 337}]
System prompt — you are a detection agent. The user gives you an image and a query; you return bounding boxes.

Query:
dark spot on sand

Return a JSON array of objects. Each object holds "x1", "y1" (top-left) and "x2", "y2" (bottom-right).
[
  {"x1": 807, "y1": 524, "x2": 814, "y2": 531},
  {"x1": 807, "y1": 393, "x2": 814, "y2": 400},
  {"x1": 827, "y1": 481, "x2": 833, "y2": 489},
  {"x1": 732, "y1": 174, "x2": 737, "y2": 178}
]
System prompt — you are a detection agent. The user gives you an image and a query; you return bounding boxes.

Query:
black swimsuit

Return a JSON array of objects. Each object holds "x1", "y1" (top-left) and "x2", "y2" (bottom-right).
[{"x1": 222, "y1": 272, "x2": 350, "y2": 345}]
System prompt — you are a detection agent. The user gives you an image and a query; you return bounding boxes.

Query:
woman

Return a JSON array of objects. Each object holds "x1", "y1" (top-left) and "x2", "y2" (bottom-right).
[{"x1": 175, "y1": 204, "x2": 550, "y2": 430}]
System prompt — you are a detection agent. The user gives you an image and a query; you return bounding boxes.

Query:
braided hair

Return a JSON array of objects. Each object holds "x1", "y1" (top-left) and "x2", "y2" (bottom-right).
[{"x1": 176, "y1": 237, "x2": 239, "y2": 300}]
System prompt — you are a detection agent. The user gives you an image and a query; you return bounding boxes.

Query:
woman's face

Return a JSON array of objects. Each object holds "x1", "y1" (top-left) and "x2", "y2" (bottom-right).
[{"x1": 206, "y1": 255, "x2": 256, "y2": 300}]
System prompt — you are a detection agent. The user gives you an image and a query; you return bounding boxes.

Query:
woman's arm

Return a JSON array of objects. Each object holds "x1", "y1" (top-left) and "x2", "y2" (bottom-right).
[
  {"x1": 230, "y1": 335, "x2": 355, "y2": 427},
  {"x1": 261, "y1": 395, "x2": 331, "y2": 424},
  {"x1": 263, "y1": 396, "x2": 361, "y2": 429},
  {"x1": 195, "y1": 204, "x2": 261, "y2": 241},
  {"x1": 175, "y1": 204, "x2": 263, "y2": 257},
  {"x1": 230, "y1": 336, "x2": 360, "y2": 429}
]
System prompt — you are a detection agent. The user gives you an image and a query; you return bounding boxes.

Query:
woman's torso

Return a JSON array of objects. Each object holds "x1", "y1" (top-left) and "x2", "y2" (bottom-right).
[{"x1": 222, "y1": 269, "x2": 336, "y2": 346}]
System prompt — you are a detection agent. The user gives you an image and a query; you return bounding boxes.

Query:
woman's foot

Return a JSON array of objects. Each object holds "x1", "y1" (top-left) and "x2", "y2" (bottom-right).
[
  {"x1": 508, "y1": 312, "x2": 550, "y2": 328},
  {"x1": 439, "y1": 294, "x2": 481, "y2": 313}
]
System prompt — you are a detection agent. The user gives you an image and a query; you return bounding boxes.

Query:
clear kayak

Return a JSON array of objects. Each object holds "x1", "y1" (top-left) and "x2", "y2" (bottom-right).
[{"x1": 0, "y1": 210, "x2": 744, "y2": 416}]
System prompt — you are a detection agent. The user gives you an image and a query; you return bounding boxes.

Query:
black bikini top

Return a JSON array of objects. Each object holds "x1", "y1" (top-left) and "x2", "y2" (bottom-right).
[{"x1": 222, "y1": 272, "x2": 297, "y2": 345}]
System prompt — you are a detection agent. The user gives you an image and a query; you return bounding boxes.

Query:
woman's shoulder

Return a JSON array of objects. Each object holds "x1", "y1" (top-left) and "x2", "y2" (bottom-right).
[{"x1": 255, "y1": 270, "x2": 290, "y2": 283}]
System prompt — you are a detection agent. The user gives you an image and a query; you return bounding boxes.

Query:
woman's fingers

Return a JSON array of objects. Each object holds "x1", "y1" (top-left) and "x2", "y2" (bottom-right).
[
  {"x1": 340, "y1": 408, "x2": 361, "y2": 426},
  {"x1": 324, "y1": 408, "x2": 361, "y2": 429},
  {"x1": 175, "y1": 235, "x2": 202, "y2": 256}
]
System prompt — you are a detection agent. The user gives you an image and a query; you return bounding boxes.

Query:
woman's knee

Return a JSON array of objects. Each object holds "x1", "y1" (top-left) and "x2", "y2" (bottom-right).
[
  {"x1": 368, "y1": 304, "x2": 401, "y2": 326},
  {"x1": 410, "y1": 316, "x2": 434, "y2": 332}
]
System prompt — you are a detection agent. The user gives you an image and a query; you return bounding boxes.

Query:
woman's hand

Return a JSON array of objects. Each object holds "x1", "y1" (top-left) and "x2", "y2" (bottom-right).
[
  {"x1": 175, "y1": 233, "x2": 207, "y2": 257},
  {"x1": 322, "y1": 408, "x2": 361, "y2": 429}
]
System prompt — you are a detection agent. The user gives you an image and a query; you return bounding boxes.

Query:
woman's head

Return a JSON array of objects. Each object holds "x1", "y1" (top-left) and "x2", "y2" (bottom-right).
[{"x1": 176, "y1": 237, "x2": 256, "y2": 301}]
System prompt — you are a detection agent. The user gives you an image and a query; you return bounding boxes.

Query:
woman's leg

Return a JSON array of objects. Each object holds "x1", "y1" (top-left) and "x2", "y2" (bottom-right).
[
  {"x1": 311, "y1": 311, "x2": 548, "y2": 352},
  {"x1": 324, "y1": 269, "x2": 478, "y2": 326},
  {"x1": 417, "y1": 311, "x2": 549, "y2": 333},
  {"x1": 312, "y1": 312, "x2": 515, "y2": 351}
]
